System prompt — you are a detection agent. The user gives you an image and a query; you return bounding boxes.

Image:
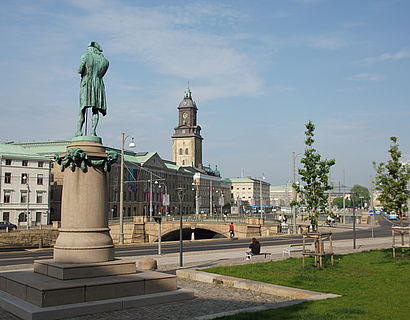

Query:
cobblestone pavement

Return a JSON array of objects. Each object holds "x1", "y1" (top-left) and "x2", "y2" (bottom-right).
[
  {"x1": 68, "y1": 278, "x2": 289, "y2": 320},
  {"x1": 0, "y1": 277, "x2": 289, "y2": 320}
]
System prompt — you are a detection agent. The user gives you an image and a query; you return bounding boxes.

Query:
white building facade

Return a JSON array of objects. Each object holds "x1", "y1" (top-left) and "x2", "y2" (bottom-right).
[
  {"x1": 0, "y1": 144, "x2": 50, "y2": 227},
  {"x1": 224, "y1": 177, "x2": 271, "y2": 209}
]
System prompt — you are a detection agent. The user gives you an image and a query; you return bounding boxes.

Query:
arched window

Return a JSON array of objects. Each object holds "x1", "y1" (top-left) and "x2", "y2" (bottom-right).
[
  {"x1": 182, "y1": 160, "x2": 185, "y2": 165},
  {"x1": 18, "y1": 212, "x2": 27, "y2": 222},
  {"x1": 185, "y1": 148, "x2": 189, "y2": 155},
  {"x1": 179, "y1": 148, "x2": 183, "y2": 155}
]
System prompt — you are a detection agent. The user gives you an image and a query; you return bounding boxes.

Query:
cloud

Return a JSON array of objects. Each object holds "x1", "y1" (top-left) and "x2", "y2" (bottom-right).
[
  {"x1": 345, "y1": 73, "x2": 386, "y2": 81},
  {"x1": 64, "y1": 0, "x2": 263, "y2": 101},
  {"x1": 359, "y1": 50, "x2": 410, "y2": 64},
  {"x1": 306, "y1": 33, "x2": 347, "y2": 50}
]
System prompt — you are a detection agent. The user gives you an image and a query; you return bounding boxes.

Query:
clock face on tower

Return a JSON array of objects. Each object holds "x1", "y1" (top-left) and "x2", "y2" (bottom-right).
[{"x1": 182, "y1": 112, "x2": 188, "y2": 119}]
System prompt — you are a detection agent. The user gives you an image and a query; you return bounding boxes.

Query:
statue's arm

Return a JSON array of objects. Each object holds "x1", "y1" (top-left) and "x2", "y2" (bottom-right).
[{"x1": 78, "y1": 54, "x2": 86, "y2": 76}]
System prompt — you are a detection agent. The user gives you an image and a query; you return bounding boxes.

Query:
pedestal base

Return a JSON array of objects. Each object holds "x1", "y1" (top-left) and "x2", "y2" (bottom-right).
[
  {"x1": 0, "y1": 287, "x2": 193, "y2": 320},
  {"x1": 0, "y1": 269, "x2": 193, "y2": 320},
  {"x1": 34, "y1": 259, "x2": 136, "y2": 280}
]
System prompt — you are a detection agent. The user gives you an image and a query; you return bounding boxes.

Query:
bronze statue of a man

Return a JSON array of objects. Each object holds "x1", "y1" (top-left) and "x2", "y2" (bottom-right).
[{"x1": 75, "y1": 41, "x2": 109, "y2": 137}]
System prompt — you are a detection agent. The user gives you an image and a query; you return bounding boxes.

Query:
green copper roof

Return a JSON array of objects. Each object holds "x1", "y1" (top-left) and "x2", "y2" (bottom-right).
[
  {"x1": 0, "y1": 143, "x2": 50, "y2": 161},
  {"x1": 12, "y1": 140, "x2": 69, "y2": 156}
]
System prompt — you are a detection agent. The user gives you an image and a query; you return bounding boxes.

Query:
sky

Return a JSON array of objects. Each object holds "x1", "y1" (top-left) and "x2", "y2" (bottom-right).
[{"x1": 0, "y1": 0, "x2": 409, "y2": 188}]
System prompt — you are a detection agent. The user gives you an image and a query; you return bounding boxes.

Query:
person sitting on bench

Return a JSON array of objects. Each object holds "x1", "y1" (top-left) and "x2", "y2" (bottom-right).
[{"x1": 246, "y1": 238, "x2": 261, "y2": 260}]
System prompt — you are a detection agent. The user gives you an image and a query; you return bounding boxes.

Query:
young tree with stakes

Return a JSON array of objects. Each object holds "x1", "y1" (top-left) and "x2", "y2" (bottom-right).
[
  {"x1": 374, "y1": 136, "x2": 410, "y2": 227},
  {"x1": 293, "y1": 121, "x2": 335, "y2": 230}
]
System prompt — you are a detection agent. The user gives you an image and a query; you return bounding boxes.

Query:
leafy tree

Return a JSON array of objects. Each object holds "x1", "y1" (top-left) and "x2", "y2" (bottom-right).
[
  {"x1": 373, "y1": 136, "x2": 410, "y2": 226},
  {"x1": 293, "y1": 121, "x2": 335, "y2": 229},
  {"x1": 351, "y1": 185, "x2": 370, "y2": 208}
]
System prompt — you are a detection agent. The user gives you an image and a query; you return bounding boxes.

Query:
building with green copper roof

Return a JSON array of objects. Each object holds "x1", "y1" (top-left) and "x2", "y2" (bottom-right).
[{"x1": 0, "y1": 143, "x2": 51, "y2": 226}]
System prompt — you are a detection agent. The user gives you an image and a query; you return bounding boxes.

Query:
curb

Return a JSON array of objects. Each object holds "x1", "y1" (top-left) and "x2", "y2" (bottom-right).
[{"x1": 176, "y1": 269, "x2": 341, "y2": 301}]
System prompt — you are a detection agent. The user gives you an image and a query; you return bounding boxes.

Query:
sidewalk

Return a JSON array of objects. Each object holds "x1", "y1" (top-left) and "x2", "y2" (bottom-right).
[
  {"x1": 147, "y1": 235, "x2": 392, "y2": 272},
  {"x1": 0, "y1": 235, "x2": 394, "y2": 320}
]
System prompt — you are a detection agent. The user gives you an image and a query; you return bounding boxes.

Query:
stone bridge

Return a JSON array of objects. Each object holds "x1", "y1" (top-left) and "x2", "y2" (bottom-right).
[{"x1": 108, "y1": 217, "x2": 282, "y2": 244}]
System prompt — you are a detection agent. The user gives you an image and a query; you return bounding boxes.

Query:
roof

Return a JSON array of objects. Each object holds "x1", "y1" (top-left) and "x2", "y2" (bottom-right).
[
  {"x1": 223, "y1": 177, "x2": 254, "y2": 183},
  {"x1": 0, "y1": 143, "x2": 50, "y2": 161},
  {"x1": 12, "y1": 140, "x2": 69, "y2": 156}
]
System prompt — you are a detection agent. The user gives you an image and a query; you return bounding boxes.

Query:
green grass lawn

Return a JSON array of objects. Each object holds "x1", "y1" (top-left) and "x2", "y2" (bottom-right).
[{"x1": 204, "y1": 249, "x2": 410, "y2": 320}]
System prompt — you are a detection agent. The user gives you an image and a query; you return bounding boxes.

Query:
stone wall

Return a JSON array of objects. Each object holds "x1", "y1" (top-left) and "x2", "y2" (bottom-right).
[{"x1": 0, "y1": 229, "x2": 59, "y2": 249}]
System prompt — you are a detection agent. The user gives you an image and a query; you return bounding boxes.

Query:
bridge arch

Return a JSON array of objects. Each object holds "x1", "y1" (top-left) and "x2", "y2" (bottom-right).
[{"x1": 148, "y1": 222, "x2": 230, "y2": 242}]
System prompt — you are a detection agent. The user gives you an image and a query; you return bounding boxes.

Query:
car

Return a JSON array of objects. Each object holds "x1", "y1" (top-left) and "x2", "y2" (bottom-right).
[
  {"x1": 388, "y1": 213, "x2": 399, "y2": 220},
  {"x1": 0, "y1": 221, "x2": 17, "y2": 230}
]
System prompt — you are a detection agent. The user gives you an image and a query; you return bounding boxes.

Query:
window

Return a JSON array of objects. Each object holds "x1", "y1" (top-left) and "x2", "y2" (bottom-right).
[
  {"x1": 37, "y1": 174, "x2": 44, "y2": 185},
  {"x1": 179, "y1": 148, "x2": 183, "y2": 155},
  {"x1": 50, "y1": 174, "x2": 54, "y2": 183},
  {"x1": 3, "y1": 191, "x2": 11, "y2": 203},
  {"x1": 36, "y1": 192, "x2": 43, "y2": 204},
  {"x1": 18, "y1": 212, "x2": 27, "y2": 222},
  {"x1": 5, "y1": 159, "x2": 11, "y2": 165},
  {"x1": 185, "y1": 148, "x2": 189, "y2": 155},
  {"x1": 21, "y1": 173, "x2": 28, "y2": 184},
  {"x1": 51, "y1": 162, "x2": 54, "y2": 168},
  {"x1": 38, "y1": 161, "x2": 44, "y2": 168},
  {"x1": 22, "y1": 160, "x2": 28, "y2": 167},
  {"x1": 36, "y1": 212, "x2": 42, "y2": 223},
  {"x1": 21, "y1": 191, "x2": 28, "y2": 203},
  {"x1": 182, "y1": 160, "x2": 185, "y2": 165},
  {"x1": 3, "y1": 212, "x2": 10, "y2": 222},
  {"x1": 4, "y1": 172, "x2": 11, "y2": 184}
]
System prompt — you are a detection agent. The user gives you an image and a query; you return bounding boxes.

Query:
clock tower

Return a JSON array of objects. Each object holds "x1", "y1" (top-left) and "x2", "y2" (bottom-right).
[{"x1": 172, "y1": 88, "x2": 203, "y2": 168}]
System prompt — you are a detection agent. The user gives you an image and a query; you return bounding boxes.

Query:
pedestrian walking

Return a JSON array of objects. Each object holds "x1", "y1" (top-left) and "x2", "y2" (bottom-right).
[{"x1": 229, "y1": 222, "x2": 235, "y2": 239}]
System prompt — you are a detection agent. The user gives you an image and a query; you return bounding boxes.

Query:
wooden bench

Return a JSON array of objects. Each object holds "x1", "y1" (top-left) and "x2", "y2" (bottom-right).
[
  {"x1": 282, "y1": 243, "x2": 313, "y2": 257},
  {"x1": 246, "y1": 252, "x2": 271, "y2": 260}
]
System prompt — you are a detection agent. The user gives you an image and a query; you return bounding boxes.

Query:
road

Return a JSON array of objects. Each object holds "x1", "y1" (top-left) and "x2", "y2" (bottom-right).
[{"x1": 0, "y1": 215, "x2": 404, "y2": 267}]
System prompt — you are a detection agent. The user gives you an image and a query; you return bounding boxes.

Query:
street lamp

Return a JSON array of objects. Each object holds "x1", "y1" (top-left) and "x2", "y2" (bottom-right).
[
  {"x1": 259, "y1": 175, "x2": 265, "y2": 219},
  {"x1": 23, "y1": 175, "x2": 30, "y2": 229},
  {"x1": 119, "y1": 132, "x2": 135, "y2": 245},
  {"x1": 351, "y1": 193, "x2": 357, "y2": 249},
  {"x1": 292, "y1": 152, "x2": 303, "y2": 234},
  {"x1": 176, "y1": 187, "x2": 185, "y2": 267},
  {"x1": 149, "y1": 176, "x2": 159, "y2": 222}
]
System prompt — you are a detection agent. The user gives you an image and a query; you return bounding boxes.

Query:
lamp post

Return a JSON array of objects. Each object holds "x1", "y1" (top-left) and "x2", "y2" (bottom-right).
[
  {"x1": 292, "y1": 152, "x2": 303, "y2": 234},
  {"x1": 149, "y1": 173, "x2": 159, "y2": 222},
  {"x1": 209, "y1": 180, "x2": 213, "y2": 217},
  {"x1": 176, "y1": 187, "x2": 185, "y2": 267},
  {"x1": 119, "y1": 132, "x2": 135, "y2": 245},
  {"x1": 352, "y1": 193, "x2": 357, "y2": 249},
  {"x1": 259, "y1": 175, "x2": 265, "y2": 219},
  {"x1": 23, "y1": 176, "x2": 30, "y2": 229}
]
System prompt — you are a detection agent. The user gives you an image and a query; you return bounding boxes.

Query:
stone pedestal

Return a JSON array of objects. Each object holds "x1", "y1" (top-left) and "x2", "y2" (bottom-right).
[
  {"x1": 0, "y1": 137, "x2": 194, "y2": 320},
  {"x1": 53, "y1": 139, "x2": 114, "y2": 263}
]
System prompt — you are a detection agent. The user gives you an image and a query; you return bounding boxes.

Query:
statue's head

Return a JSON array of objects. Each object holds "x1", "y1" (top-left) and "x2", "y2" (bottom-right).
[{"x1": 88, "y1": 41, "x2": 103, "y2": 52}]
